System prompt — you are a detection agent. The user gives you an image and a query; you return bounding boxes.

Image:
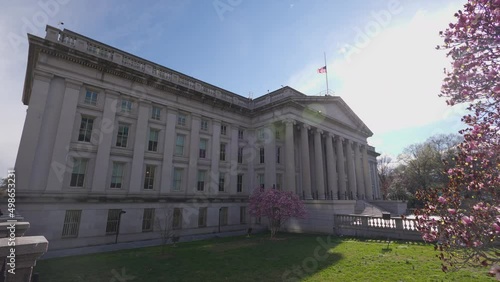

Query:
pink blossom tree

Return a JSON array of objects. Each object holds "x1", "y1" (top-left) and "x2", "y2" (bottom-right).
[
  {"x1": 248, "y1": 188, "x2": 307, "y2": 238},
  {"x1": 415, "y1": 0, "x2": 499, "y2": 277}
]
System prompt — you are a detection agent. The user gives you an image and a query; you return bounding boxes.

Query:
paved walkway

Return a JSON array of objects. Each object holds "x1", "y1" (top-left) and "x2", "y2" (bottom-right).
[{"x1": 41, "y1": 229, "x2": 248, "y2": 260}]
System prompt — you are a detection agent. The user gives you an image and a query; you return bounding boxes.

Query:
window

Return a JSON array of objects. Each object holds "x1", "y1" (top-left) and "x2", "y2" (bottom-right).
[
  {"x1": 199, "y1": 139, "x2": 207, "y2": 158},
  {"x1": 218, "y1": 173, "x2": 225, "y2": 192},
  {"x1": 84, "y1": 90, "x2": 98, "y2": 106},
  {"x1": 198, "y1": 207, "x2": 207, "y2": 227},
  {"x1": 238, "y1": 129, "x2": 244, "y2": 140},
  {"x1": 175, "y1": 135, "x2": 185, "y2": 156},
  {"x1": 257, "y1": 128, "x2": 265, "y2": 140},
  {"x1": 258, "y1": 174, "x2": 265, "y2": 189},
  {"x1": 142, "y1": 208, "x2": 155, "y2": 232},
  {"x1": 197, "y1": 170, "x2": 206, "y2": 191},
  {"x1": 220, "y1": 207, "x2": 228, "y2": 226},
  {"x1": 70, "y1": 159, "x2": 87, "y2": 187},
  {"x1": 78, "y1": 117, "x2": 94, "y2": 142},
  {"x1": 220, "y1": 143, "x2": 226, "y2": 161},
  {"x1": 237, "y1": 174, "x2": 243, "y2": 193},
  {"x1": 61, "y1": 210, "x2": 81, "y2": 238},
  {"x1": 116, "y1": 124, "x2": 129, "y2": 148},
  {"x1": 276, "y1": 146, "x2": 281, "y2": 164},
  {"x1": 151, "y1": 106, "x2": 161, "y2": 120},
  {"x1": 110, "y1": 162, "x2": 124, "y2": 189},
  {"x1": 275, "y1": 128, "x2": 281, "y2": 140},
  {"x1": 201, "y1": 119, "x2": 208, "y2": 131},
  {"x1": 177, "y1": 113, "x2": 186, "y2": 126},
  {"x1": 121, "y1": 99, "x2": 132, "y2": 113},
  {"x1": 276, "y1": 173, "x2": 283, "y2": 190},
  {"x1": 220, "y1": 124, "x2": 227, "y2": 135},
  {"x1": 106, "y1": 209, "x2": 122, "y2": 235},
  {"x1": 259, "y1": 147, "x2": 265, "y2": 164},
  {"x1": 143, "y1": 165, "x2": 156, "y2": 190},
  {"x1": 240, "y1": 206, "x2": 246, "y2": 224},
  {"x1": 172, "y1": 168, "x2": 183, "y2": 191},
  {"x1": 173, "y1": 208, "x2": 182, "y2": 229},
  {"x1": 238, "y1": 147, "x2": 243, "y2": 164},
  {"x1": 148, "y1": 129, "x2": 159, "y2": 152}
]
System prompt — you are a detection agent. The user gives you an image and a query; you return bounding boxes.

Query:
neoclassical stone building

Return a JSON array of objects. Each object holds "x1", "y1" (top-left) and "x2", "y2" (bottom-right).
[{"x1": 15, "y1": 26, "x2": 381, "y2": 249}]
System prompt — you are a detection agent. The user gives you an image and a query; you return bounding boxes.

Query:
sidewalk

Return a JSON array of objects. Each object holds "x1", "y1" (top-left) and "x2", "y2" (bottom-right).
[{"x1": 41, "y1": 229, "x2": 249, "y2": 260}]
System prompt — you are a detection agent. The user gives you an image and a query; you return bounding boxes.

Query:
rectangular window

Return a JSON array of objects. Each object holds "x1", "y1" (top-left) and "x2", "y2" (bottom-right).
[
  {"x1": 61, "y1": 210, "x2": 82, "y2": 238},
  {"x1": 173, "y1": 168, "x2": 183, "y2": 191},
  {"x1": 237, "y1": 174, "x2": 243, "y2": 193},
  {"x1": 257, "y1": 128, "x2": 265, "y2": 140},
  {"x1": 220, "y1": 207, "x2": 228, "y2": 226},
  {"x1": 173, "y1": 208, "x2": 182, "y2": 229},
  {"x1": 218, "y1": 173, "x2": 225, "y2": 192},
  {"x1": 220, "y1": 124, "x2": 227, "y2": 135},
  {"x1": 151, "y1": 106, "x2": 161, "y2": 120},
  {"x1": 148, "y1": 129, "x2": 159, "y2": 152},
  {"x1": 275, "y1": 128, "x2": 281, "y2": 140},
  {"x1": 276, "y1": 173, "x2": 283, "y2": 190},
  {"x1": 220, "y1": 143, "x2": 226, "y2": 161},
  {"x1": 259, "y1": 147, "x2": 265, "y2": 164},
  {"x1": 276, "y1": 146, "x2": 281, "y2": 164},
  {"x1": 78, "y1": 117, "x2": 94, "y2": 142},
  {"x1": 198, "y1": 207, "x2": 207, "y2": 227},
  {"x1": 197, "y1": 170, "x2": 206, "y2": 191},
  {"x1": 238, "y1": 129, "x2": 244, "y2": 140},
  {"x1": 121, "y1": 99, "x2": 132, "y2": 113},
  {"x1": 240, "y1": 206, "x2": 246, "y2": 224},
  {"x1": 201, "y1": 119, "x2": 208, "y2": 131},
  {"x1": 116, "y1": 124, "x2": 129, "y2": 148},
  {"x1": 106, "y1": 209, "x2": 122, "y2": 235},
  {"x1": 199, "y1": 139, "x2": 207, "y2": 158},
  {"x1": 142, "y1": 208, "x2": 155, "y2": 232},
  {"x1": 70, "y1": 159, "x2": 87, "y2": 187},
  {"x1": 177, "y1": 113, "x2": 186, "y2": 126},
  {"x1": 84, "y1": 90, "x2": 98, "y2": 106},
  {"x1": 143, "y1": 165, "x2": 156, "y2": 190},
  {"x1": 258, "y1": 173, "x2": 265, "y2": 189},
  {"x1": 237, "y1": 147, "x2": 243, "y2": 164},
  {"x1": 110, "y1": 162, "x2": 124, "y2": 189},
  {"x1": 175, "y1": 135, "x2": 185, "y2": 156}
]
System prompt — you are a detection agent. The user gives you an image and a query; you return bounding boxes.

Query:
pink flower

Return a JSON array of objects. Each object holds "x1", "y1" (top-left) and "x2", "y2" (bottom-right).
[
  {"x1": 438, "y1": 196, "x2": 447, "y2": 204},
  {"x1": 493, "y1": 223, "x2": 500, "y2": 233},
  {"x1": 448, "y1": 208, "x2": 457, "y2": 215},
  {"x1": 462, "y1": 215, "x2": 474, "y2": 225}
]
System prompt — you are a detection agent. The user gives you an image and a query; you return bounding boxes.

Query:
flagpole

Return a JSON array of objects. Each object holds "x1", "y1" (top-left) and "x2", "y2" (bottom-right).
[{"x1": 324, "y1": 52, "x2": 329, "y2": 95}]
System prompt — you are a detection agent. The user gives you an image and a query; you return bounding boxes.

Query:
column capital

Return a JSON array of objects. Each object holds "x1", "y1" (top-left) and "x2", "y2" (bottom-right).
[
  {"x1": 327, "y1": 132, "x2": 335, "y2": 138},
  {"x1": 301, "y1": 123, "x2": 311, "y2": 130},
  {"x1": 336, "y1": 136, "x2": 344, "y2": 142},
  {"x1": 315, "y1": 128, "x2": 323, "y2": 135},
  {"x1": 283, "y1": 118, "x2": 296, "y2": 126}
]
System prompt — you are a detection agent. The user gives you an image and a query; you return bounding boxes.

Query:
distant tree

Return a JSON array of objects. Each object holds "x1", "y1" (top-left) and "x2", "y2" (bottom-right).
[
  {"x1": 416, "y1": 0, "x2": 499, "y2": 277},
  {"x1": 377, "y1": 155, "x2": 394, "y2": 199},
  {"x1": 248, "y1": 188, "x2": 307, "y2": 238},
  {"x1": 155, "y1": 207, "x2": 176, "y2": 255}
]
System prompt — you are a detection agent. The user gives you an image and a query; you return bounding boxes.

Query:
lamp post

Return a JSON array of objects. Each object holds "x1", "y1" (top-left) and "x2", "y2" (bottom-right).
[{"x1": 115, "y1": 210, "x2": 126, "y2": 244}]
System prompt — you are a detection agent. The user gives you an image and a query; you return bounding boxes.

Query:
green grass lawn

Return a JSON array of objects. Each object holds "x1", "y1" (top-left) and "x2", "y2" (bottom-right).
[{"x1": 35, "y1": 234, "x2": 492, "y2": 282}]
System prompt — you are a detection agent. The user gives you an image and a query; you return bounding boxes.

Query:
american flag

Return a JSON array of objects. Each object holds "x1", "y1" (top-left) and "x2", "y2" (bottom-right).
[{"x1": 317, "y1": 66, "x2": 327, "y2": 73}]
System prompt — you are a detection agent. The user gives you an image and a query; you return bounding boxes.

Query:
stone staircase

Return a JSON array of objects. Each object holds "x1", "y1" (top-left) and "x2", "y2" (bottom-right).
[{"x1": 354, "y1": 200, "x2": 390, "y2": 217}]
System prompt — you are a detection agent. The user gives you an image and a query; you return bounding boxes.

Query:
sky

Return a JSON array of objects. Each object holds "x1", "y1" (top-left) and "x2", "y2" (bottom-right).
[{"x1": 0, "y1": 0, "x2": 468, "y2": 176}]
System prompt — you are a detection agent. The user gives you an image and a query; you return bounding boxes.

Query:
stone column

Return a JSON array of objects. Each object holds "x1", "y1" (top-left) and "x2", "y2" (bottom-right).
[
  {"x1": 160, "y1": 108, "x2": 177, "y2": 194},
  {"x1": 314, "y1": 129, "x2": 326, "y2": 199},
  {"x1": 88, "y1": 91, "x2": 118, "y2": 193},
  {"x1": 354, "y1": 142, "x2": 365, "y2": 199},
  {"x1": 229, "y1": 125, "x2": 239, "y2": 194},
  {"x1": 325, "y1": 133, "x2": 338, "y2": 199},
  {"x1": 300, "y1": 124, "x2": 312, "y2": 199},
  {"x1": 363, "y1": 145, "x2": 374, "y2": 200},
  {"x1": 264, "y1": 125, "x2": 276, "y2": 189},
  {"x1": 0, "y1": 236, "x2": 48, "y2": 282},
  {"x1": 346, "y1": 140, "x2": 356, "y2": 199},
  {"x1": 335, "y1": 136, "x2": 347, "y2": 199},
  {"x1": 128, "y1": 101, "x2": 150, "y2": 194},
  {"x1": 284, "y1": 119, "x2": 296, "y2": 193},
  {"x1": 210, "y1": 120, "x2": 221, "y2": 194},
  {"x1": 29, "y1": 76, "x2": 66, "y2": 191},
  {"x1": 187, "y1": 114, "x2": 201, "y2": 194},
  {"x1": 15, "y1": 72, "x2": 53, "y2": 191},
  {"x1": 46, "y1": 79, "x2": 83, "y2": 192}
]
